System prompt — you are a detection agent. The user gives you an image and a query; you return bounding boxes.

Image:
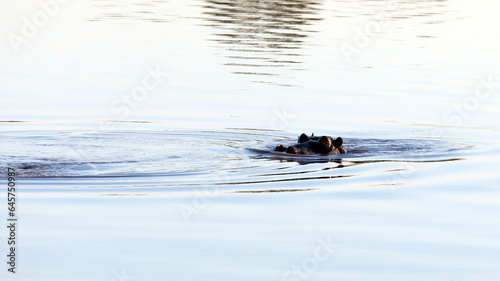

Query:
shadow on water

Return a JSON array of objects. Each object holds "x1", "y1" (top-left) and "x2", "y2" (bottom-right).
[{"x1": 201, "y1": 0, "x2": 323, "y2": 87}]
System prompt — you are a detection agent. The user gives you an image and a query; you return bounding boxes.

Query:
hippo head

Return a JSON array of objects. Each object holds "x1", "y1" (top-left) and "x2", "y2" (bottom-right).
[{"x1": 275, "y1": 133, "x2": 346, "y2": 155}]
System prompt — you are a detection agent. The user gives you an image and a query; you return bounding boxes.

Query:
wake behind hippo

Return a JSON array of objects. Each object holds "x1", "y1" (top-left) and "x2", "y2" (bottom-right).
[{"x1": 275, "y1": 133, "x2": 346, "y2": 155}]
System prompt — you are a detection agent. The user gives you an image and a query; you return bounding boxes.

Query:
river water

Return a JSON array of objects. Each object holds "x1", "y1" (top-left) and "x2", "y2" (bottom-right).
[{"x1": 1, "y1": 0, "x2": 500, "y2": 280}]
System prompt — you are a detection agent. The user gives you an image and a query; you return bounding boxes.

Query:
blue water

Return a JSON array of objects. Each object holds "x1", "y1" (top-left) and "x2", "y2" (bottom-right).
[{"x1": 1, "y1": 0, "x2": 500, "y2": 280}]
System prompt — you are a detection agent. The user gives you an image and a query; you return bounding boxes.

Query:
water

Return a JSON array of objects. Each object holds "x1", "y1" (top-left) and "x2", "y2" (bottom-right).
[{"x1": 1, "y1": 0, "x2": 500, "y2": 280}]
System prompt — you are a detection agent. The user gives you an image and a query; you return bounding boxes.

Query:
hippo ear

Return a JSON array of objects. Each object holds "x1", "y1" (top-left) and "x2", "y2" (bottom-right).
[
  {"x1": 333, "y1": 137, "x2": 343, "y2": 148},
  {"x1": 318, "y1": 136, "x2": 332, "y2": 150},
  {"x1": 298, "y1": 133, "x2": 310, "y2": 143}
]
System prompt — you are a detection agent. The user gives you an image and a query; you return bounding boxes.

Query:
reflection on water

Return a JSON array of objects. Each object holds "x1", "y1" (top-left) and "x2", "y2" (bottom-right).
[
  {"x1": 90, "y1": 0, "x2": 173, "y2": 23},
  {"x1": 202, "y1": 0, "x2": 322, "y2": 86}
]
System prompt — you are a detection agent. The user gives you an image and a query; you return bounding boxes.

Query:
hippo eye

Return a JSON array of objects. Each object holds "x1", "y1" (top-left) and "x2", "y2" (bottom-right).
[{"x1": 318, "y1": 136, "x2": 332, "y2": 149}]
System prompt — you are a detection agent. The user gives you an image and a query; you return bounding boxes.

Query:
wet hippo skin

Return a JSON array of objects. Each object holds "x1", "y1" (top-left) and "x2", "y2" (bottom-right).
[{"x1": 275, "y1": 133, "x2": 346, "y2": 155}]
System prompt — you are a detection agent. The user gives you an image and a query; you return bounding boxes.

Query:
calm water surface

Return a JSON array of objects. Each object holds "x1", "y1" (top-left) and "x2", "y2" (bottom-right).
[{"x1": 1, "y1": 0, "x2": 500, "y2": 280}]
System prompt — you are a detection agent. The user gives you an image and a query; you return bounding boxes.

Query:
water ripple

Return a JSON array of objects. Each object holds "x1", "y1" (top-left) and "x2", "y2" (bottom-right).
[{"x1": 0, "y1": 128, "x2": 474, "y2": 196}]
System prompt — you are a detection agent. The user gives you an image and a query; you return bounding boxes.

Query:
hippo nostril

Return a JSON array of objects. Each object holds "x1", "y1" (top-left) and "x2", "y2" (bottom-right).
[
  {"x1": 286, "y1": 146, "x2": 298, "y2": 154},
  {"x1": 275, "y1": 145, "x2": 286, "y2": 152}
]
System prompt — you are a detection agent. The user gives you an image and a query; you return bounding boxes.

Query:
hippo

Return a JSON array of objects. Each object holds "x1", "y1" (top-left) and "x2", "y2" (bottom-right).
[{"x1": 275, "y1": 133, "x2": 346, "y2": 155}]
